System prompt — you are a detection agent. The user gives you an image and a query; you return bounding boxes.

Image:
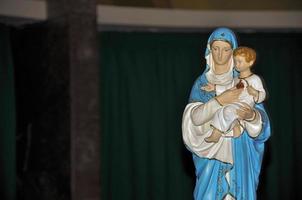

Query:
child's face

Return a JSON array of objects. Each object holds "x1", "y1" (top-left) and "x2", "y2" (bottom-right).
[{"x1": 234, "y1": 55, "x2": 253, "y2": 72}]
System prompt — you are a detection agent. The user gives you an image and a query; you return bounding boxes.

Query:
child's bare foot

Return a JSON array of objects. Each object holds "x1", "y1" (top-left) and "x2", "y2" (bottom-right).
[
  {"x1": 205, "y1": 128, "x2": 222, "y2": 143},
  {"x1": 233, "y1": 121, "x2": 241, "y2": 138}
]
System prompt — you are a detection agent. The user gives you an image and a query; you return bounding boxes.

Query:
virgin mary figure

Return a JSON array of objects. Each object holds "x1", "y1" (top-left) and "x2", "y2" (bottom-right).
[{"x1": 182, "y1": 27, "x2": 270, "y2": 200}]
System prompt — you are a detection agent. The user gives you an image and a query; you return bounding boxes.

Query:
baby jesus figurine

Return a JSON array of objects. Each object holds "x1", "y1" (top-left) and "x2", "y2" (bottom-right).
[{"x1": 202, "y1": 46, "x2": 266, "y2": 143}]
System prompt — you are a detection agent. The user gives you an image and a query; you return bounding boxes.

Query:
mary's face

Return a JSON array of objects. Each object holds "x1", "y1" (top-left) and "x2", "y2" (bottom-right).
[{"x1": 211, "y1": 40, "x2": 233, "y2": 65}]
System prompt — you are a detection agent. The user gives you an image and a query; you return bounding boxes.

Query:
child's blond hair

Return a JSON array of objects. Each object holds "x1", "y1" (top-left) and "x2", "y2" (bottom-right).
[{"x1": 233, "y1": 47, "x2": 257, "y2": 64}]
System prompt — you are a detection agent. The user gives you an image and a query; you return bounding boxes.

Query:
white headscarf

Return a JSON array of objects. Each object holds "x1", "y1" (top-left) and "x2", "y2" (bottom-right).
[{"x1": 205, "y1": 48, "x2": 234, "y2": 86}]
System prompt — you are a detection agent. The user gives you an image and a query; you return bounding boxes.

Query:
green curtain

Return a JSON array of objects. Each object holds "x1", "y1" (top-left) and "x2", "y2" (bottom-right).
[
  {"x1": 0, "y1": 25, "x2": 16, "y2": 200},
  {"x1": 99, "y1": 31, "x2": 302, "y2": 200}
]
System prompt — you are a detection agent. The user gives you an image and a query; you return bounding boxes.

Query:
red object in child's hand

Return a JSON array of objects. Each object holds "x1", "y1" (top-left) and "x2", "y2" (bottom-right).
[{"x1": 236, "y1": 80, "x2": 244, "y2": 89}]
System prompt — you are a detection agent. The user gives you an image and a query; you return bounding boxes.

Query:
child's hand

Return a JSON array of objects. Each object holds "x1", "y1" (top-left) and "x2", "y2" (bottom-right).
[
  {"x1": 201, "y1": 83, "x2": 215, "y2": 92},
  {"x1": 247, "y1": 86, "x2": 259, "y2": 98}
]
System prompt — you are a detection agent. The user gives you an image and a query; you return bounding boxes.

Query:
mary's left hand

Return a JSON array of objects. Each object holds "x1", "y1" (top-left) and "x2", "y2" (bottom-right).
[{"x1": 236, "y1": 103, "x2": 256, "y2": 121}]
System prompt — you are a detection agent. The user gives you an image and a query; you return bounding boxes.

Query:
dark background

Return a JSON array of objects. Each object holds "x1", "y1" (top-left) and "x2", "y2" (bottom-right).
[{"x1": 1, "y1": 22, "x2": 302, "y2": 199}]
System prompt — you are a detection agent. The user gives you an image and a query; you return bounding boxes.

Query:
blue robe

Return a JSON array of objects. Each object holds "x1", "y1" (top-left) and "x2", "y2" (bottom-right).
[{"x1": 189, "y1": 72, "x2": 271, "y2": 200}]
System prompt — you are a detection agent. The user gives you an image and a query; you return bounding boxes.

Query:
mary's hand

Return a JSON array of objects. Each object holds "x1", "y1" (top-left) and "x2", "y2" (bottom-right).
[
  {"x1": 236, "y1": 103, "x2": 256, "y2": 121},
  {"x1": 215, "y1": 87, "x2": 243, "y2": 106}
]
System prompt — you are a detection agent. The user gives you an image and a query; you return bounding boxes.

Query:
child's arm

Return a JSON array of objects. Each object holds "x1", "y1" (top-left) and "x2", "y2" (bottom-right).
[{"x1": 247, "y1": 76, "x2": 266, "y2": 103}]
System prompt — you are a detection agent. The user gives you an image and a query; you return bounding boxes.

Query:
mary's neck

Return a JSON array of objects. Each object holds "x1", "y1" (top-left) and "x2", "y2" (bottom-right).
[{"x1": 213, "y1": 63, "x2": 230, "y2": 75}]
